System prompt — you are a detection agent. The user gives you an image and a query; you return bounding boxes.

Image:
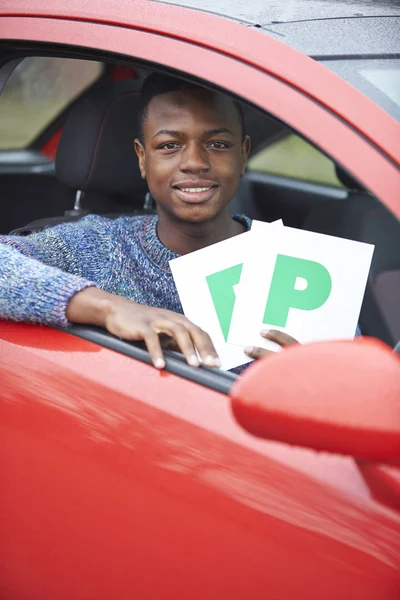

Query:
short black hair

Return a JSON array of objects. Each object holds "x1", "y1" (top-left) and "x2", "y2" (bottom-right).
[{"x1": 138, "y1": 73, "x2": 245, "y2": 143}]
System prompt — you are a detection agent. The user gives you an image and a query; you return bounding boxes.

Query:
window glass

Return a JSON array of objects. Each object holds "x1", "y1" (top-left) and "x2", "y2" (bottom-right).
[
  {"x1": 247, "y1": 133, "x2": 343, "y2": 187},
  {"x1": 320, "y1": 58, "x2": 400, "y2": 123},
  {"x1": 0, "y1": 57, "x2": 104, "y2": 150}
]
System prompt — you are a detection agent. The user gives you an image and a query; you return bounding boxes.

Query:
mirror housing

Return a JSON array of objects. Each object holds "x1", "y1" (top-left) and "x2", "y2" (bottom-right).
[{"x1": 230, "y1": 338, "x2": 400, "y2": 464}]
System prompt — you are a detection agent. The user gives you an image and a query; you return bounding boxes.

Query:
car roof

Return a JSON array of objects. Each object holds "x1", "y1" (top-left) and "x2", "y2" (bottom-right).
[
  {"x1": 156, "y1": 0, "x2": 400, "y2": 56},
  {"x1": 156, "y1": 0, "x2": 400, "y2": 21}
]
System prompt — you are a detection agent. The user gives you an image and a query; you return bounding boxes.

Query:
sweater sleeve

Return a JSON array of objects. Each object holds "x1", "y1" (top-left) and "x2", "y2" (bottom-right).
[{"x1": 0, "y1": 221, "x2": 100, "y2": 327}]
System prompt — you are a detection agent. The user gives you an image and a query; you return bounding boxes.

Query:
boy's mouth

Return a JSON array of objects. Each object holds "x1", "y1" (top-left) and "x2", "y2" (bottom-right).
[{"x1": 172, "y1": 181, "x2": 219, "y2": 204}]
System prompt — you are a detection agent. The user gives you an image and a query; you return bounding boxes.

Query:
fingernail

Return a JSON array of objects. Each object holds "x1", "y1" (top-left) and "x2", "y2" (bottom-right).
[
  {"x1": 188, "y1": 355, "x2": 199, "y2": 367},
  {"x1": 154, "y1": 358, "x2": 165, "y2": 369},
  {"x1": 244, "y1": 346, "x2": 253, "y2": 354},
  {"x1": 261, "y1": 329, "x2": 270, "y2": 336},
  {"x1": 214, "y1": 357, "x2": 221, "y2": 368},
  {"x1": 205, "y1": 355, "x2": 215, "y2": 366}
]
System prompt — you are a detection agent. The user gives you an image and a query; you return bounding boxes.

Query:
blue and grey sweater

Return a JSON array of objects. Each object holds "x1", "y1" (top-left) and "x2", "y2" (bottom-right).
[{"x1": 0, "y1": 213, "x2": 251, "y2": 328}]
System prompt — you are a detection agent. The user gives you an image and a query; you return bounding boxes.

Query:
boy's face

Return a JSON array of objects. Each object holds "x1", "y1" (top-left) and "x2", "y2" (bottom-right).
[{"x1": 134, "y1": 88, "x2": 250, "y2": 224}]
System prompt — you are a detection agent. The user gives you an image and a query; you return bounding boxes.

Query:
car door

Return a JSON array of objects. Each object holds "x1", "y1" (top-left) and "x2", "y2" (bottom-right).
[
  {"x1": 1, "y1": 321, "x2": 399, "y2": 600},
  {"x1": 1, "y1": 3, "x2": 399, "y2": 599}
]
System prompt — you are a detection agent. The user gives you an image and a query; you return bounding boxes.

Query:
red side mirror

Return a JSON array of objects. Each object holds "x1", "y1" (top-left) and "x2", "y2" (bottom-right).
[{"x1": 230, "y1": 338, "x2": 400, "y2": 464}]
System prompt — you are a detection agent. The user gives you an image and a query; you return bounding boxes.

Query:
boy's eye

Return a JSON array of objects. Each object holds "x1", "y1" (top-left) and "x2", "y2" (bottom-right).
[
  {"x1": 159, "y1": 142, "x2": 180, "y2": 150},
  {"x1": 209, "y1": 141, "x2": 230, "y2": 149}
]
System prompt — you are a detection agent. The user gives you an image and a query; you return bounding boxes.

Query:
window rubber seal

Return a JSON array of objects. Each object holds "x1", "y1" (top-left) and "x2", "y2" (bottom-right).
[{"x1": 64, "y1": 324, "x2": 237, "y2": 395}]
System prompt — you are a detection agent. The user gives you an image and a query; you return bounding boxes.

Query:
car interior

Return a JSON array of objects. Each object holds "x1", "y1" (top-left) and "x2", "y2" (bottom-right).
[{"x1": 0, "y1": 44, "x2": 399, "y2": 352}]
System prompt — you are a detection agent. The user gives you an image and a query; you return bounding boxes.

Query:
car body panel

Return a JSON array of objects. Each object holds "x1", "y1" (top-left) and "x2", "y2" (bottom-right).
[{"x1": 1, "y1": 322, "x2": 400, "y2": 599}]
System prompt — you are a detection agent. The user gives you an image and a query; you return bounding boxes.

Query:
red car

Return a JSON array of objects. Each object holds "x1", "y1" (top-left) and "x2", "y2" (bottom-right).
[{"x1": 0, "y1": 1, "x2": 399, "y2": 598}]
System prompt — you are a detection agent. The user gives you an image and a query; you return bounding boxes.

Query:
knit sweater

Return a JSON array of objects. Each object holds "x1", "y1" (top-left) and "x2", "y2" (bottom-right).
[{"x1": 0, "y1": 212, "x2": 251, "y2": 342}]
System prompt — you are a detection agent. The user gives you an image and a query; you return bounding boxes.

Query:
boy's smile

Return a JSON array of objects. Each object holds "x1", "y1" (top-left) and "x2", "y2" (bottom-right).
[{"x1": 171, "y1": 179, "x2": 219, "y2": 205}]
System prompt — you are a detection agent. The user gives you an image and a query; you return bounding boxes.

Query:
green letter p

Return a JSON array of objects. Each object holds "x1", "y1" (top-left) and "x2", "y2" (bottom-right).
[{"x1": 263, "y1": 255, "x2": 332, "y2": 328}]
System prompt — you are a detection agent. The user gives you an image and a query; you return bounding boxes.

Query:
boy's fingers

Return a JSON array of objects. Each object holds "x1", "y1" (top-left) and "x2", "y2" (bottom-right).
[
  {"x1": 244, "y1": 346, "x2": 273, "y2": 360},
  {"x1": 188, "y1": 325, "x2": 221, "y2": 368},
  {"x1": 171, "y1": 325, "x2": 200, "y2": 367},
  {"x1": 142, "y1": 328, "x2": 166, "y2": 369},
  {"x1": 153, "y1": 321, "x2": 199, "y2": 367},
  {"x1": 261, "y1": 329, "x2": 299, "y2": 347}
]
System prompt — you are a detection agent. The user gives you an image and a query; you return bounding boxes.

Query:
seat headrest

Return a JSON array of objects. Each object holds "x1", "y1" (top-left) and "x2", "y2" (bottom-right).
[{"x1": 56, "y1": 80, "x2": 147, "y2": 195}]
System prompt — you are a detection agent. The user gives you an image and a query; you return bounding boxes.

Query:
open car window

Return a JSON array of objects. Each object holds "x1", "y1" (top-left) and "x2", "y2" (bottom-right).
[
  {"x1": 0, "y1": 42, "x2": 398, "y2": 369},
  {"x1": 0, "y1": 57, "x2": 104, "y2": 150}
]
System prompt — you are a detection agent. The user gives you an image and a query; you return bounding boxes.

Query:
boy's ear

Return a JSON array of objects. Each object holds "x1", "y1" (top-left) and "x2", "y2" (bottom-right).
[
  {"x1": 241, "y1": 135, "x2": 251, "y2": 176},
  {"x1": 134, "y1": 139, "x2": 146, "y2": 180}
]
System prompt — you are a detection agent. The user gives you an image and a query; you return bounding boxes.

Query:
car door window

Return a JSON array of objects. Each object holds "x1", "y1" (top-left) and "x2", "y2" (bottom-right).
[
  {"x1": 247, "y1": 133, "x2": 343, "y2": 188},
  {"x1": 0, "y1": 57, "x2": 104, "y2": 150},
  {"x1": 319, "y1": 58, "x2": 400, "y2": 123}
]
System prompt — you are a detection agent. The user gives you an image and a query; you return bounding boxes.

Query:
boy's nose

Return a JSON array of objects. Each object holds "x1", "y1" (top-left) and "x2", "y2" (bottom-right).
[{"x1": 179, "y1": 142, "x2": 210, "y2": 173}]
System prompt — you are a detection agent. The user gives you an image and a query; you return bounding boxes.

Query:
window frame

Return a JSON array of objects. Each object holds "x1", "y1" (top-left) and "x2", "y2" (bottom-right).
[{"x1": 67, "y1": 325, "x2": 237, "y2": 394}]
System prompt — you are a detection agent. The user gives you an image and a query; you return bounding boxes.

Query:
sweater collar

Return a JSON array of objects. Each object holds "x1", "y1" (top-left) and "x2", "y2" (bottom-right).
[{"x1": 138, "y1": 214, "x2": 251, "y2": 273}]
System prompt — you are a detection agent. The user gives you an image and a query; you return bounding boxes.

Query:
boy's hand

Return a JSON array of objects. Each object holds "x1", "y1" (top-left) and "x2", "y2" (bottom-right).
[
  {"x1": 66, "y1": 287, "x2": 220, "y2": 370},
  {"x1": 244, "y1": 329, "x2": 299, "y2": 360}
]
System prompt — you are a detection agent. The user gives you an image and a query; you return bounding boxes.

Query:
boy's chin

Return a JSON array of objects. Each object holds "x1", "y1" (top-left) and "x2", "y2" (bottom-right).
[
  {"x1": 155, "y1": 198, "x2": 230, "y2": 224},
  {"x1": 174, "y1": 203, "x2": 227, "y2": 224}
]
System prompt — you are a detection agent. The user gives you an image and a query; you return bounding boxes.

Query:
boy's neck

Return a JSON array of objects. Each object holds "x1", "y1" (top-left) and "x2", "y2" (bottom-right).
[{"x1": 156, "y1": 208, "x2": 245, "y2": 255}]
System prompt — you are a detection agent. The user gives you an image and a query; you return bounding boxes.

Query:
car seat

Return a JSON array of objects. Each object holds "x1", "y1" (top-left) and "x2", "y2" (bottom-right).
[
  {"x1": 303, "y1": 167, "x2": 400, "y2": 347},
  {"x1": 10, "y1": 79, "x2": 153, "y2": 235}
]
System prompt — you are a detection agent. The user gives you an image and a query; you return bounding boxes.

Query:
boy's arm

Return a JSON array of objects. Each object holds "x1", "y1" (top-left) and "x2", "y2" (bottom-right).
[
  {"x1": 0, "y1": 240, "x2": 95, "y2": 326},
  {"x1": 0, "y1": 226, "x2": 220, "y2": 369},
  {"x1": 0, "y1": 215, "x2": 113, "y2": 325}
]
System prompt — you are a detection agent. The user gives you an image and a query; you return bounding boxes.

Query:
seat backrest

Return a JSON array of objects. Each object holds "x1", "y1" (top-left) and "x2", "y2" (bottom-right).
[
  {"x1": 11, "y1": 79, "x2": 152, "y2": 235},
  {"x1": 56, "y1": 78, "x2": 147, "y2": 197}
]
